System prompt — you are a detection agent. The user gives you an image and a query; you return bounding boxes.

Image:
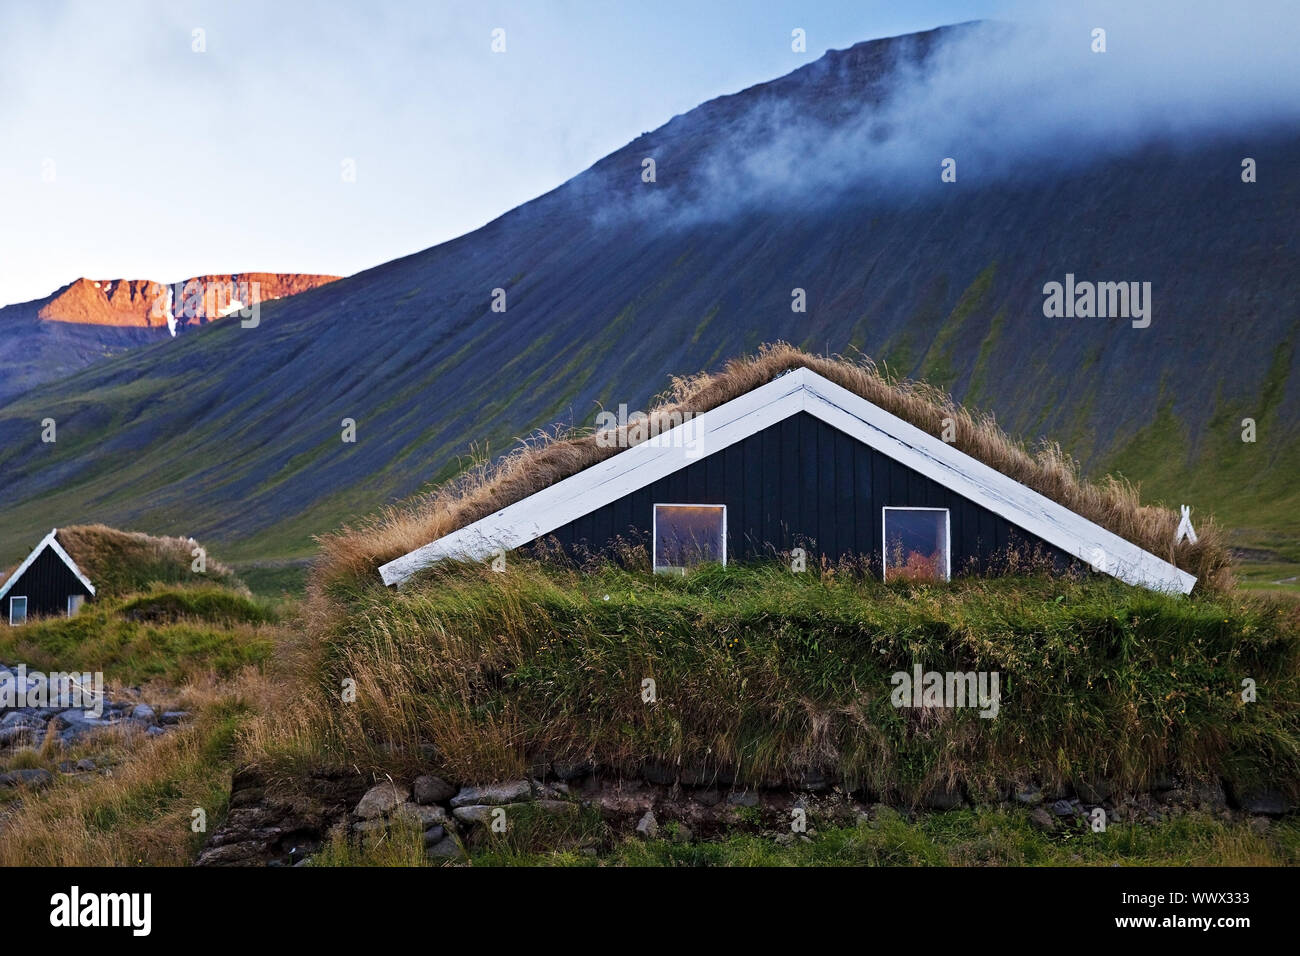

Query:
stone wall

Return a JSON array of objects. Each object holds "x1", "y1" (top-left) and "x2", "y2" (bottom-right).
[{"x1": 198, "y1": 760, "x2": 1296, "y2": 866}]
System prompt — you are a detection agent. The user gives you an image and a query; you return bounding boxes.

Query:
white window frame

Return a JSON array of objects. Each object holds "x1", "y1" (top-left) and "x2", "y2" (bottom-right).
[
  {"x1": 67, "y1": 594, "x2": 84, "y2": 617},
  {"x1": 9, "y1": 595, "x2": 27, "y2": 625},
  {"x1": 882, "y1": 507, "x2": 952, "y2": 583},
  {"x1": 652, "y1": 504, "x2": 727, "y2": 574}
]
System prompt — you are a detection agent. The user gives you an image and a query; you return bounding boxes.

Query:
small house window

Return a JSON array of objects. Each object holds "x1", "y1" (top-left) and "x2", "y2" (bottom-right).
[
  {"x1": 68, "y1": 594, "x2": 84, "y2": 617},
  {"x1": 653, "y1": 504, "x2": 726, "y2": 574},
  {"x1": 883, "y1": 508, "x2": 950, "y2": 582},
  {"x1": 9, "y1": 596, "x2": 27, "y2": 625}
]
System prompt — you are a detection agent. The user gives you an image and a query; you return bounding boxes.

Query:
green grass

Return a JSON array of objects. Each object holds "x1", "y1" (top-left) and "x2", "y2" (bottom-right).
[
  {"x1": 310, "y1": 819, "x2": 435, "y2": 867},
  {"x1": 0, "y1": 584, "x2": 276, "y2": 686},
  {"x1": 311, "y1": 806, "x2": 1299, "y2": 867},
  {"x1": 1104, "y1": 331, "x2": 1300, "y2": 564},
  {"x1": 920, "y1": 262, "x2": 997, "y2": 389},
  {"x1": 571, "y1": 812, "x2": 1298, "y2": 866},
  {"x1": 232, "y1": 562, "x2": 311, "y2": 599},
  {"x1": 296, "y1": 560, "x2": 1300, "y2": 803}
]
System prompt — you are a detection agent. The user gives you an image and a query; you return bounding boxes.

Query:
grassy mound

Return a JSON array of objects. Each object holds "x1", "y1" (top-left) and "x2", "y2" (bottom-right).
[
  {"x1": 0, "y1": 584, "x2": 276, "y2": 686},
  {"x1": 281, "y1": 560, "x2": 1298, "y2": 799},
  {"x1": 119, "y1": 585, "x2": 275, "y2": 627},
  {"x1": 315, "y1": 344, "x2": 1232, "y2": 593},
  {"x1": 55, "y1": 524, "x2": 243, "y2": 597}
]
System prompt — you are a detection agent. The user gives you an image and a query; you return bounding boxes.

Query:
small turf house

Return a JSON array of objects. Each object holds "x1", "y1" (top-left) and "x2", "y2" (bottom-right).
[
  {"x1": 380, "y1": 367, "x2": 1196, "y2": 594},
  {"x1": 0, "y1": 529, "x2": 96, "y2": 625}
]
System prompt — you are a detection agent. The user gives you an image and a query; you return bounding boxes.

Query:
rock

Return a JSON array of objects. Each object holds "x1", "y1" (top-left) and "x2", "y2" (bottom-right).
[
  {"x1": 1014, "y1": 785, "x2": 1044, "y2": 807},
  {"x1": 450, "y1": 780, "x2": 531, "y2": 808},
  {"x1": 392, "y1": 801, "x2": 448, "y2": 827},
  {"x1": 1157, "y1": 788, "x2": 1190, "y2": 807},
  {"x1": 552, "y1": 760, "x2": 594, "y2": 781},
  {"x1": 145, "y1": 726, "x2": 166, "y2": 737},
  {"x1": 1074, "y1": 777, "x2": 1113, "y2": 804},
  {"x1": 774, "y1": 832, "x2": 796, "y2": 847},
  {"x1": 0, "y1": 711, "x2": 46, "y2": 729},
  {"x1": 642, "y1": 761, "x2": 677, "y2": 786},
  {"x1": 1028, "y1": 807, "x2": 1056, "y2": 832},
  {"x1": 1191, "y1": 781, "x2": 1227, "y2": 811},
  {"x1": 426, "y1": 836, "x2": 464, "y2": 861},
  {"x1": 354, "y1": 781, "x2": 410, "y2": 820},
  {"x1": 160, "y1": 711, "x2": 191, "y2": 725},
  {"x1": 534, "y1": 800, "x2": 579, "y2": 816},
  {"x1": 923, "y1": 782, "x2": 965, "y2": 811},
  {"x1": 1235, "y1": 787, "x2": 1290, "y2": 817},
  {"x1": 679, "y1": 765, "x2": 717, "y2": 787},
  {"x1": 1051, "y1": 799, "x2": 1077, "y2": 818},
  {"x1": 671, "y1": 823, "x2": 693, "y2": 844},
  {"x1": 726, "y1": 789, "x2": 759, "y2": 808},
  {"x1": 0, "y1": 768, "x2": 54, "y2": 789},
  {"x1": 75, "y1": 758, "x2": 97, "y2": 772},
  {"x1": 694, "y1": 788, "x2": 722, "y2": 808},
  {"x1": 229, "y1": 785, "x2": 266, "y2": 810},
  {"x1": 0, "y1": 726, "x2": 37, "y2": 747},
  {"x1": 196, "y1": 842, "x2": 271, "y2": 866},
  {"x1": 54, "y1": 708, "x2": 113, "y2": 739},
  {"x1": 130, "y1": 704, "x2": 157, "y2": 725},
  {"x1": 534, "y1": 781, "x2": 569, "y2": 799},
  {"x1": 423, "y1": 825, "x2": 447, "y2": 847},
  {"x1": 413, "y1": 774, "x2": 456, "y2": 805},
  {"x1": 353, "y1": 819, "x2": 389, "y2": 841},
  {"x1": 453, "y1": 803, "x2": 519, "y2": 826},
  {"x1": 635, "y1": 810, "x2": 658, "y2": 839},
  {"x1": 799, "y1": 770, "x2": 833, "y2": 792}
]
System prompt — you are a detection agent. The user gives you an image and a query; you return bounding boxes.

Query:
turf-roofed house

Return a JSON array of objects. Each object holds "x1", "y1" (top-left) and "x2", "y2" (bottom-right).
[
  {"x1": 380, "y1": 355, "x2": 1198, "y2": 595},
  {"x1": 0, "y1": 528, "x2": 96, "y2": 625}
]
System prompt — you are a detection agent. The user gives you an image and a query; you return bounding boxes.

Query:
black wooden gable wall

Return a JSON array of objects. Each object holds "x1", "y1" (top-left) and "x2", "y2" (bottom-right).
[
  {"x1": 5, "y1": 545, "x2": 92, "y2": 619},
  {"x1": 538, "y1": 411, "x2": 1076, "y2": 573}
]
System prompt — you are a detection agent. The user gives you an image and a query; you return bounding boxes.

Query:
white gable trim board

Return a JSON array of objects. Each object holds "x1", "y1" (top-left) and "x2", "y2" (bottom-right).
[
  {"x1": 0, "y1": 529, "x2": 97, "y2": 601},
  {"x1": 379, "y1": 368, "x2": 1196, "y2": 594}
]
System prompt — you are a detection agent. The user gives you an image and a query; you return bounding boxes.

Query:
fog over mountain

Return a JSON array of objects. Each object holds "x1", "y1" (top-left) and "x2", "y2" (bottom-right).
[{"x1": 600, "y1": 3, "x2": 1300, "y2": 224}]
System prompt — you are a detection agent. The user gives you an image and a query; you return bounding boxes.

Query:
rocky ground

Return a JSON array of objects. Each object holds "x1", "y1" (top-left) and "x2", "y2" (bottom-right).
[{"x1": 0, "y1": 660, "x2": 190, "y2": 793}]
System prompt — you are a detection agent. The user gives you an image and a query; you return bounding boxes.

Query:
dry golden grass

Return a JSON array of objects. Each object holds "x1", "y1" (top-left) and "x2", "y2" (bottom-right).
[
  {"x1": 0, "y1": 671, "x2": 264, "y2": 867},
  {"x1": 54, "y1": 523, "x2": 243, "y2": 596},
  {"x1": 313, "y1": 343, "x2": 1232, "y2": 596}
]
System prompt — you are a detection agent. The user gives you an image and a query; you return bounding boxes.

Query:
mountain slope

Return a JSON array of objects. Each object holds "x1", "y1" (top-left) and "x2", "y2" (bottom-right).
[
  {"x1": 1, "y1": 23, "x2": 1296, "y2": 567},
  {"x1": 0, "y1": 272, "x2": 339, "y2": 403}
]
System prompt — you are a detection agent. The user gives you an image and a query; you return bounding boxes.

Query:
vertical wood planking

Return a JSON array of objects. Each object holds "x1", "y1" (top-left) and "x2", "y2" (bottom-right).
[{"x1": 539, "y1": 412, "x2": 1076, "y2": 573}]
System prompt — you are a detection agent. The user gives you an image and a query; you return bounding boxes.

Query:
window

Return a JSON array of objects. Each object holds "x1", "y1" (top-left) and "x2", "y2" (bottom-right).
[
  {"x1": 9, "y1": 596, "x2": 27, "y2": 625},
  {"x1": 68, "y1": 594, "x2": 84, "y2": 617},
  {"x1": 883, "y1": 508, "x2": 950, "y2": 582},
  {"x1": 653, "y1": 504, "x2": 726, "y2": 574}
]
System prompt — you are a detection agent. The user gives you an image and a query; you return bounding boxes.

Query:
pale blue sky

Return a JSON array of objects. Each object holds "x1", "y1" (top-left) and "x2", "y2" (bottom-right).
[{"x1": 0, "y1": 0, "x2": 1025, "y2": 307}]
